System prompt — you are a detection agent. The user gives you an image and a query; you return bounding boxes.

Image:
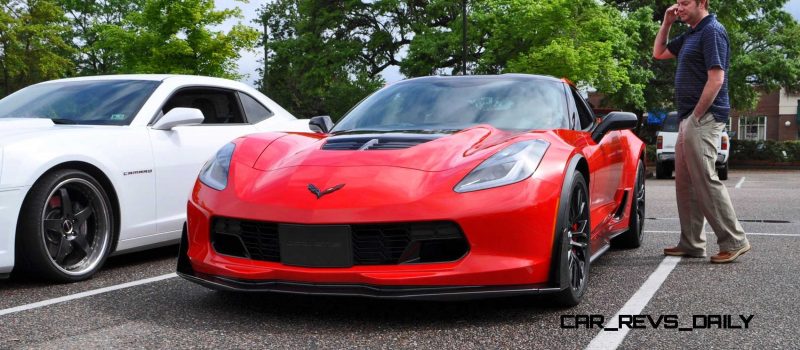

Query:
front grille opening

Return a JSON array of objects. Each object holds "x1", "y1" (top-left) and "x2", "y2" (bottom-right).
[
  {"x1": 419, "y1": 239, "x2": 470, "y2": 263},
  {"x1": 210, "y1": 217, "x2": 469, "y2": 266},
  {"x1": 212, "y1": 233, "x2": 249, "y2": 258},
  {"x1": 352, "y1": 222, "x2": 468, "y2": 265}
]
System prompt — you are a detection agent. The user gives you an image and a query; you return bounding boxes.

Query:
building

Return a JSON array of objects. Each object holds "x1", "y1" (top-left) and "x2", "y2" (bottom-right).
[
  {"x1": 588, "y1": 88, "x2": 800, "y2": 141},
  {"x1": 729, "y1": 88, "x2": 799, "y2": 141}
]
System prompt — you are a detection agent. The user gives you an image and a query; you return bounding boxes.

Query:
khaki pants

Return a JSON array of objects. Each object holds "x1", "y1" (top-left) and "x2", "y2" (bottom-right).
[{"x1": 674, "y1": 112, "x2": 748, "y2": 255}]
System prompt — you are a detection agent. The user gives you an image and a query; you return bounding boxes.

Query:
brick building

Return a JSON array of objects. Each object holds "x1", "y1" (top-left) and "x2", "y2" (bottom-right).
[
  {"x1": 729, "y1": 88, "x2": 799, "y2": 141},
  {"x1": 588, "y1": 88, "x2": 800, "y2": 141}
]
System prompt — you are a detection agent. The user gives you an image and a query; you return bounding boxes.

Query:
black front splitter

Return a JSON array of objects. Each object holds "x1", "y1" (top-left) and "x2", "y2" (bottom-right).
[{"x1": 178, "y1": 271, "x2": 562, "y2": 301}]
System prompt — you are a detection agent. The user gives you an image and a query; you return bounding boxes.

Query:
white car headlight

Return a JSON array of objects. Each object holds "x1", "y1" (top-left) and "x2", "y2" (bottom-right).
[
  {"x1": 454, "y1": 140, "x2": 549, "y2": 193},
  {"x1": 199, "y1": 143, "x2": 235, "y2": 191}
]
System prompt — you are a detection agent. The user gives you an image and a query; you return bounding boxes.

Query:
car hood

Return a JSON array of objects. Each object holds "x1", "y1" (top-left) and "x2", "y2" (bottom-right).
[
  {"x1": 0, "y1": 118, "x2": 98, "y2": 147},
  {"x1": 251, "y1": 125, "x2": 541, "y2": 172}
]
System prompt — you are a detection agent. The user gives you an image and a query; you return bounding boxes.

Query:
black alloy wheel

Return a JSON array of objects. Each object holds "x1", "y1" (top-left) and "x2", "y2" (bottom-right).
[
  {"x1": 555, "y1": 172, "x2": 590, "y2": 307},
  {"x1": 612, "y1": 161, "x2": 645, "y2": 248},
  {"x1": 717, "y1": 162, "x2": 729, "y2": 180},
  {"x1": 16, "y1": 169, "x2": 113, "y2": 282}
]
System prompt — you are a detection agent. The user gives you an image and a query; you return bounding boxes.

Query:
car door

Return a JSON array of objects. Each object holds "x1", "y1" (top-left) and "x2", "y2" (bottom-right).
[
  {"x1": 567, "y1": 87, "x2": 624, "y2": 243},
  {"x1": 147, "y1": 87, "x2": 257, "y2": 236}
]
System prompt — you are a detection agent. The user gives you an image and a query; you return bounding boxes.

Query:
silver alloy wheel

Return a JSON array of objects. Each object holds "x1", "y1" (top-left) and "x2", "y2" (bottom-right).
[
  {"x1": 565, "y1": 184, "x2": 589, "y2": 293},
  {"x1": 40, "y1": 178, "x2": 111, "y2": 276}
]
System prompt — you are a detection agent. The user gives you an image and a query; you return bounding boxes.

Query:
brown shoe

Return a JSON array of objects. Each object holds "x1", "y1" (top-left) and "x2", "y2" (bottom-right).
[
  {"x1": 710, "y1": 243, "x2": 751, "y2": 263},
  {"x1": 663, "y1": 246, "x2": 705, "y2": 258}
]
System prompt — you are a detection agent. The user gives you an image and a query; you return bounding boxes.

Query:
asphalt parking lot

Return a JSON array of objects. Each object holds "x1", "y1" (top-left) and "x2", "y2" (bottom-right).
[{"x1": 1, "y1": 169, "x2": 798, "y2": 349}]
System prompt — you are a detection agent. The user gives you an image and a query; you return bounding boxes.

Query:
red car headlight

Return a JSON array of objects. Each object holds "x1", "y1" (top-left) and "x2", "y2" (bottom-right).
[
  {"x1": 198, "y1": 143, "x2": 236, "y2": 190},
  {"x1": 454, "y1": 140, "x2": 549, "y2": 193}
]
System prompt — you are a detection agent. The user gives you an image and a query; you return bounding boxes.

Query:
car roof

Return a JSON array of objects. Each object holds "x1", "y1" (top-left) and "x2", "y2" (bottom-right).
[
  {"x1": 32, "y1": 74, "x2": 259, "y2": 93},
  {"x1": 398, "y1": 74, "x2": 564, "y2": 84},
  {"x1": 35, "y1": 74, "x2": 244, "y2": 85}
]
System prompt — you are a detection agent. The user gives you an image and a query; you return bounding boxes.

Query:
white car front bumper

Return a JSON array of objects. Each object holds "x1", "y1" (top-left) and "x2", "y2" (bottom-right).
[{"x1": 0, "y1": 186, "x2": 29, "y2": 276}]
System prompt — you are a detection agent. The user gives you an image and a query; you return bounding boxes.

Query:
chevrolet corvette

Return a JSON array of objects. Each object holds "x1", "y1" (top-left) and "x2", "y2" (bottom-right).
[
  {"x1": 178, "y1": 74, "x2": 645, "y2": 306},
  {"x1": 0, "y1": 75, "x2": 309, "y2": 282}
]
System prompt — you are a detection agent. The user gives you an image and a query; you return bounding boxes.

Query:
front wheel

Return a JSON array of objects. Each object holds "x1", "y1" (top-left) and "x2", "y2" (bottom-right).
[
  {"x1": 554, "y1": 172, "x2": 591, "y2": 307},
  {"x1": 16, "y1": 169, "x2": 114, "y2": 282}
]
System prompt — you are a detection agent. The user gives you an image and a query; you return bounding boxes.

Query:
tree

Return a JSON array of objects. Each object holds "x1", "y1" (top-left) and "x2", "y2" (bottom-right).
[
  {"x1": 0, "y1": 0, "x2": 74, "y2": 96},
  {"x1": 97, "y1": 0, "x2": 258, "y2": 79},
  {"x1": 399, "y1": 0, "x2": 655, "y2": 111},
  {"x1": 606, "y1": 0, "x2": 800, "y2": 111},
  {"x1": 257, "y1": 0, "x2": 391, "y2": 120},
  {"x1": 57, "y1": 0, "x2": 144, "y2": 75}
]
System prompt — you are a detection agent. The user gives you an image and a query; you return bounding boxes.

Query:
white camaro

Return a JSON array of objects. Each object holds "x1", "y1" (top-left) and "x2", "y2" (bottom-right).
[{"x1": 0, "y1": 75, "x2": 310, "y2": 282}]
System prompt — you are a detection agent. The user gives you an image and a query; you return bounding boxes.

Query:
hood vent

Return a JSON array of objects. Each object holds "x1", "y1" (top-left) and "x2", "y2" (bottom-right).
[{"x1": 322, "y1": 134, "x2": 442, "y2": 151}]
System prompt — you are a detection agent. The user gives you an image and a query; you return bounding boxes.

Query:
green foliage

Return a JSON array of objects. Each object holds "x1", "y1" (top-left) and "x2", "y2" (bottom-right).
[
  {"x1": 258, "y1": 0, "x2": 387, "y2": 119},
  {"x1": 97, "y1": 0, "x2": 258, "y2": 79},
  {"x1": 57, "y1": 0, "x2": 144, "y2": 75},
  {"x1": 398, "y1": 0, "x2": 655, "y2": 111},
  {"x1": 606, "y1": 0, "x2": 800, "y2": 112},
  {"x1": 731, "y1": 140, "x2": 800, "y2": 162},
  {"x1": 0, "y1": 0, "x2": 74, "y2": 95},
  {"x1": 645, "y1": 144, "x2": 657, "y2": 163}
]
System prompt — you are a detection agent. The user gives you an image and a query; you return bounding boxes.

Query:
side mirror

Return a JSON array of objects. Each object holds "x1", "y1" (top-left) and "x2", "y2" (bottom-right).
[
  {"x1": 309, "y1": 115, "x2": 333, "y2": 134},
  {"x1": 152, "y1": 108, "x2": 205, "y2": 130},
  {"x1": 591, "y1": 111, "x2": 638, "y2": 143}
]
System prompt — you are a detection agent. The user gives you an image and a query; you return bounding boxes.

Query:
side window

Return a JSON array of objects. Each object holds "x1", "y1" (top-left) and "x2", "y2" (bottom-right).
[
  {"x1": 238, "y1": 92, "x2": 274, "y2": 123},
  {"x1": 571, "y1": 88, "x2": 595, "y2": 130},
  {"x1": 564, "y1": 85, "x2": 578, "y2": 130},
  {"x1": 162, "y1": 88, "x2": 246, "y2": 124}
]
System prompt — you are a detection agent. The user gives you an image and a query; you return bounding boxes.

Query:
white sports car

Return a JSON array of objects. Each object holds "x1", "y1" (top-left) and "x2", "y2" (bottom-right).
[{"x1": 0, "y1": 75, "x2": 310, "y2": 282}]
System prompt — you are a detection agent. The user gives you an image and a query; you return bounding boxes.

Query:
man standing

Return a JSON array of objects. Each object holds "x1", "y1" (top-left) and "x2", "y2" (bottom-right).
[{"x1": 652, "y1": 0, "x2": 750, "y2": 263}]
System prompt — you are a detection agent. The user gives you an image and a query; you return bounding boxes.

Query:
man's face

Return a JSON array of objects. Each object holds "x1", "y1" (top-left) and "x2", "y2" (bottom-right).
[{"x1": 675, "y1": 0, "x2": 705, "y2": 25}]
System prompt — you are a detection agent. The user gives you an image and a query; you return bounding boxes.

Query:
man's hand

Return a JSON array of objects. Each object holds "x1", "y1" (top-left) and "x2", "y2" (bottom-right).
[
  {"x1": 654, "y1": 5, "x2": 680, "y2": 60},
  {"x1": 664, "y1": 4, "x2": 679, "y2": 25}
]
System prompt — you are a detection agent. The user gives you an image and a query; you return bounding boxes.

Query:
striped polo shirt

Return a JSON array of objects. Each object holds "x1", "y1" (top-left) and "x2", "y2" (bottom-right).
[{"x1": 667, "y1": 14, "x2": 730, "y2": 122}]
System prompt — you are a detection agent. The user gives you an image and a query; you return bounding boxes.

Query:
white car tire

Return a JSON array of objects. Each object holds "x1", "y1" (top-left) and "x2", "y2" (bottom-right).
[{"x1": 16, "y1": 169, "x2": 114, "y2": 282}]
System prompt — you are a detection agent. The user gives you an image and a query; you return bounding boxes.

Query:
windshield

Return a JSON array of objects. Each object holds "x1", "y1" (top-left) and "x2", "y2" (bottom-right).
[
  {"x1": 0, "y1": 80, "x2": 160, "y2": 125},
  {"x1": 331, "y1": 77, "x2": 568, "y2": 133},
  {"x1": 661, "y1": 113, "x2": 679, "y2": 132}
]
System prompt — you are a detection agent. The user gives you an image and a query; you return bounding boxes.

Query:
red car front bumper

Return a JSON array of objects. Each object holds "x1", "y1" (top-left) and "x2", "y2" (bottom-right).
[{"x1": 180, "y1": 164, "x2": 566, "y2": 299}]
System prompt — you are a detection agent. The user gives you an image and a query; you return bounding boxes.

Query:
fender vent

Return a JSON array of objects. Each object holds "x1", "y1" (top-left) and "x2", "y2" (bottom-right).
[{"x1": 322, "y1": 134, "x2": 441, "y2": 150}]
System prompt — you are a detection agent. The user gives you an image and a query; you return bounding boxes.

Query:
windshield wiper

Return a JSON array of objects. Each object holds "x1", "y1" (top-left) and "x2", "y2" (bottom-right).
[
  {"x1": 332, "y1": 128, "x2": 461, "y2": 135},
  {"x1": 50, "y1": 118, "x2": 79, "y2": 124}
]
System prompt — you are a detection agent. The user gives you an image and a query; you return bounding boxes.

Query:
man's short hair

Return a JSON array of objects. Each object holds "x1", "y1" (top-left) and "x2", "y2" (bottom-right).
[{"x1": 695, "y1": 0, "x2": 709, "y2": 9}]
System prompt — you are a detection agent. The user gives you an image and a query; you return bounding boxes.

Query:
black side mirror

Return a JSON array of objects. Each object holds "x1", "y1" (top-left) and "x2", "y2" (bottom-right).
[
  {"x1": 309, "y1": 115, "x2": 333, "y2": 134},
  {"x1": 591, "y1": 111, "x2": 638, "y2": 143}
]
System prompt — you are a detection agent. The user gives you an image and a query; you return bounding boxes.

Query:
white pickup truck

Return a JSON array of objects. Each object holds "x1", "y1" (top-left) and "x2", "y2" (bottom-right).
[{"x1": 655, "y1": 112, "x2": 730, "y2": 180}]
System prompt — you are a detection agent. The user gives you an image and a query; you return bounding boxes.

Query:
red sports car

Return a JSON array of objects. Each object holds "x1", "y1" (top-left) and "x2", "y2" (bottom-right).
[{"x1": 178, "y1": 74, "x2": 645, "y2": 306}]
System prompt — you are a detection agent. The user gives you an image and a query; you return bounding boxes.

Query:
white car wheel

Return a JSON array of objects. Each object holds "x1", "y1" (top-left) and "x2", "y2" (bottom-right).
[{"x1": 16, "y1": 169, "x2": 114, "y2": 282}]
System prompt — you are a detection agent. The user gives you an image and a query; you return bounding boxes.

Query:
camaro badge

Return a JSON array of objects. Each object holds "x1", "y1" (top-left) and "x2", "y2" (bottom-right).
[{"x1": 308, "y1": 183, "x2": 345, "y2": 199}]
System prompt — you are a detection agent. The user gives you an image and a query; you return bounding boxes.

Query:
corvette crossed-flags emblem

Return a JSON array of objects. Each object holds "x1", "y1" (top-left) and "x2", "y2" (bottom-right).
[{"x1": 307, "y1": 183, "x2": 345, "y2": 199}]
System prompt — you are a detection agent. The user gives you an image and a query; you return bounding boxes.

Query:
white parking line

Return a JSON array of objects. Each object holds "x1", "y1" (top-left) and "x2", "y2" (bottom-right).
[
  {"x1": 585, "y1": 256, "x2": 681, "y2": 350},
  {"x1": 735, "y1": 176, "x2": 746, "y2": 188},
  {"x1": 645, "y1": 230, "x2": 800, "y2": 237},
  {"x1": 0, "y1": 273, "x2": 176, "y2": 317}
]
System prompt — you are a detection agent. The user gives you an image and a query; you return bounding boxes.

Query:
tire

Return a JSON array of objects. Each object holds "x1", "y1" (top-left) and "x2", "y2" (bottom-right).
[
  {"x1": 717, "y1": 162, "x2": 728, "y2": 180},
  {"x1": 655, "y1": 162, "x2": 669, "y2": 179},
  {"x1": 612, "y1": 161, "x2": 645, "y2": 249},
  {"x1": 15, "y1": 169, "x2": 114, "y2": 282},
  {"x1": 554, "y1": 172, "x2": 591, "y2": 307}
]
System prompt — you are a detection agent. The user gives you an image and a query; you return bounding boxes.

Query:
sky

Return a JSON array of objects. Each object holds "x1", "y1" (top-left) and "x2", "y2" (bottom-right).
[{"x1": 217, "y1": 0, "x2": 800, "y2": 87}]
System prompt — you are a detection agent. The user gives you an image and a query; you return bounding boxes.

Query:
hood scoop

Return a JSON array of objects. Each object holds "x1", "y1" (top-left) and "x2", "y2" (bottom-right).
[{"x1": 322, "y1": 134, "x2": 443, "y2": 151}]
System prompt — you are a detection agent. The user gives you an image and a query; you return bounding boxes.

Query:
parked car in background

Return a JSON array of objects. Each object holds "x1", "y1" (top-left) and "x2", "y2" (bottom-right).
[
  {"x1": 0, "y1": 75, "x2": 310, "y2": 282},
  {"x1": 656, "y1": 112, "x2": 729, "y2": 180}
]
